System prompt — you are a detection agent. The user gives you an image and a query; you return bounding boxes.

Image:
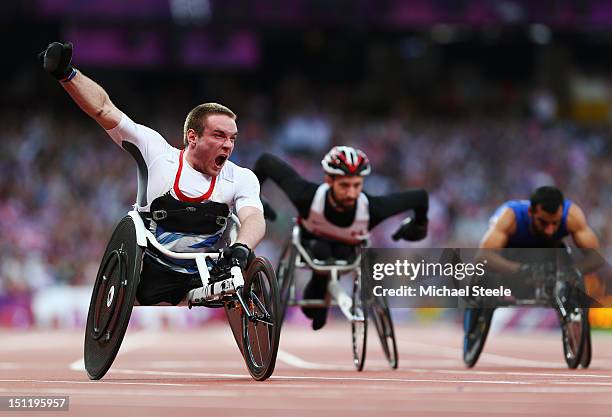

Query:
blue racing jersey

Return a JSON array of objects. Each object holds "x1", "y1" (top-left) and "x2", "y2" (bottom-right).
[{"x1": 490, "y1": 199, "x2": 571, "y2": 248}]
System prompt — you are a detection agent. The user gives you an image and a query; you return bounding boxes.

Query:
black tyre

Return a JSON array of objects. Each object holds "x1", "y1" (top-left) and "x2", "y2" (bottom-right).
[
  {"x1": 241, "y1": 257, "x2": 281, "y2": 381},
  {"x1": 580, "y1": 309, "x2": 592, "y2": 368},
  {"x1": 371, "y1": 296, "x2": 398, "y2": 369},
  {"x1": 84, "y1": 216, "x2": 143, "y2": 380},
  {"x1": 560, "y1": 307, "x2": 588, "y2": 369},
  {"x1": 351, "y1": 271, "x2": 367, "y2": 371},
  {"x1": 276, "y1": 241, "x2": 296, "y2": 327},
  {"x1": 463, "y1": 308, "x2": 493, "y2": 368}
]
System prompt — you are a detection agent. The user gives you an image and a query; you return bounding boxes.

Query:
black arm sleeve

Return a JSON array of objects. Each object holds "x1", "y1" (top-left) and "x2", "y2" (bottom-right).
[
  {"x1": 367, "y1": 189, "x2": 429, "y2": 230},
  {"x1": 253, "y1": 153, "x2": 318, "y2": 218}
]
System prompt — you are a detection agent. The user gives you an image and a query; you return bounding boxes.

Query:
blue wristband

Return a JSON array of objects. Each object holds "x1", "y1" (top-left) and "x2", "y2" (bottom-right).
[{"x1": 61, "y1": 68, "x2": 77, "y2": 83}]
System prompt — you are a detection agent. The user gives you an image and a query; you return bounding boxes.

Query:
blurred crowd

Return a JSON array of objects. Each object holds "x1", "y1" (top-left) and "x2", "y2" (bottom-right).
[{"x1": 0, "y1": 78, "x2": 610, "y2": 297}]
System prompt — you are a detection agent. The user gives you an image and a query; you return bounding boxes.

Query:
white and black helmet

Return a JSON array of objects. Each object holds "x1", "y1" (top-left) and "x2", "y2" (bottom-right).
[{"x1": 321, "y1": 146, "x2": 371, "y2": 177}]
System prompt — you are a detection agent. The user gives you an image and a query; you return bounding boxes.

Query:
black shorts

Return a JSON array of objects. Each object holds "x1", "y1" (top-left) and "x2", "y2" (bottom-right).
[{"x1": 136, "y1": 254, "x2": 203, "y2": 306}]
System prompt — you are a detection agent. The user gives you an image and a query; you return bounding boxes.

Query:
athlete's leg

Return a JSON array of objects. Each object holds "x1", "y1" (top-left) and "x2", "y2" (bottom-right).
[
  {"x1": 301, "y1": 239, "x2": 333, "y2": 330},
  {"x1": 136, "y1": 255, "x2": 202, "y2": 306}
]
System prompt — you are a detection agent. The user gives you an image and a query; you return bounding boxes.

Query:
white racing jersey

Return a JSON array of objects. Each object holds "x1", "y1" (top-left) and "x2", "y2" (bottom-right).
[
  {"x1": 299, "y1": 183, "x2": 369, "y2": 245},
  {"x1": 106, "y1": 114, "x2": 262, "y2": 272}
]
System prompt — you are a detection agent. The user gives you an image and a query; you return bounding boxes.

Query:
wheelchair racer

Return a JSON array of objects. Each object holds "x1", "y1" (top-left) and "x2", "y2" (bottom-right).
[
  {"x1": 39, "y1": 42, "x2": 266, "y2": 306},
  {"x1": 465, "y1": 185, "x2": 600, "y2": 346},
  {"x1": 253, "y1": 147, "x2": 429, "y2": 329}
]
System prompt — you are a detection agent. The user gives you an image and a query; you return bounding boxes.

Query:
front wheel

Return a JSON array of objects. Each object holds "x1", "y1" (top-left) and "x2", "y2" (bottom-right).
[
  {"x1": 241, "y1": 257, "x2": 281, "y2": 381},
  {"x1": 580, "y1": 309, "x2": 592, "y2": 369},
  {"x1": 463, "y1": 308, "x2": 493, "y2": 368},
  {"x1": 371, "y1": 296, "x2": 398, "y2": 369},
  {"x1": 559, "y1": 307, "x2": 588, "y2": 369},
  {"x1": 351, "y1": 270, "x2": 367, "y2": 371},
  {"x1": 276, "y1": 242, "x2": 296, "y2": 327}
]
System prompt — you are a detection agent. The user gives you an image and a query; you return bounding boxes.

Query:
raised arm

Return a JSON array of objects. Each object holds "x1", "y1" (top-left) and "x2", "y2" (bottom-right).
[
  {"x1": 61, "y1": 71, "x2": 122, "y2": 130},
  {"x1": 39, "y1": 42, "x2": 122, "y2": 130}
]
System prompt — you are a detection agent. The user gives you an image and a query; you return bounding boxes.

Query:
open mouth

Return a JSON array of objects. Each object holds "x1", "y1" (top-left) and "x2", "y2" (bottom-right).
[{"x1": 214, "y1": 155, "x2": 228, "y2": 168}]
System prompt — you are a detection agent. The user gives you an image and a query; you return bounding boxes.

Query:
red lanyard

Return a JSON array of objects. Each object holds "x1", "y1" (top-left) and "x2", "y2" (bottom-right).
[{"x1": 173, "y1": 149, "x2": 217, "y2": 202}]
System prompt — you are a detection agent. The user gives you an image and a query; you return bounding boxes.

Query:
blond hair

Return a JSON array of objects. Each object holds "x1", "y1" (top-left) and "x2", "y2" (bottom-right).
[{"x1": 183, "y1": 103, "x2": 236, "y2": 145}]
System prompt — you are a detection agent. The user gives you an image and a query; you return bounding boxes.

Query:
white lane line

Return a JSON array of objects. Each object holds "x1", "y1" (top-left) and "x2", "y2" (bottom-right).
[
  {"x1": 277, "y1": 349, "x2": 401, "y2": 370},
  {"x1": 3, "y1": 384, "x2": 612, "y2": 397},
  {"x1": 125, "y1": 360, "x2": 244, "y2": 369},
  {"x1": 276, "y1": 349, "x2": 355, "y2": 371},
  {"x1": 7, "y1": 373, "x2": 612, "y2": 394},
  {"x1": 0, "y1": 374, "x2": 533, "y2": 385},
  {"x1": 109, "y1": 368, "x2": 250, "y2": 379},
  {"x1": 0, "y1": 379, "x2": 230, "y2": 387},
  {"x1": 97, "y1": 369, "x2": 537, "y2": 385},
  {"x1": 0, "y1": 387, "x2": 243, "y2": 398},
  {"x1": 69, "y1": 332, "x2": 150, "y2": 372},
  {"x1": 0, "y1": 363, "x2": 79, "y2": 370},
  {"x1": 552, "y1": 381, "x2": 612, "y2": 386},
  {"x1": 408, "y1": 368, "x2": 612, "y2": 379},
  {"x1": 69, "y1": 359, "x2": 85, "y2": 371},
  {"x1": 398, "y1": 339, "x2": 563, "y2": 368},
  {"x1": 103, "y1": 367, "x2": 612, "y2": 384},
  {"x1": 275, "y1": 348, "x2": 612, "y2": 382},
  {"x1": 0, "y1": 338, "x2": 78, "y2": 351}
]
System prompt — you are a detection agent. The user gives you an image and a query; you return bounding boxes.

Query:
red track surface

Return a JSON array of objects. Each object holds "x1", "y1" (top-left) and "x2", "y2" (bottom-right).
[{"x1": 2, "y1": 322, "x2": 612, "y2": 417}]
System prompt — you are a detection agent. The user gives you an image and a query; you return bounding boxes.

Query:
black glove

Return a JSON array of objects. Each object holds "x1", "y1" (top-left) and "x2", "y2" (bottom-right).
[
  {"x1": 261, "y1": 198, "x2": 277, "y2": 221},
  {"x1": 392, "y1": 217, "x2": 428, "y2": 241},
  {"x1": 222, "y1": 243, "x2": 252, "y2": 270},
  {"x1": 38, "y1": 42, "x2": 74, "y2": 80}
]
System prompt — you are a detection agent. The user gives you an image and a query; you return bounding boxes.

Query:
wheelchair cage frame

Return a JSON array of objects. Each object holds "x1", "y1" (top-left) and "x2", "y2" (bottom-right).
[{"x1": 285, "y1": 224, "x2": 368, "y2": 323}]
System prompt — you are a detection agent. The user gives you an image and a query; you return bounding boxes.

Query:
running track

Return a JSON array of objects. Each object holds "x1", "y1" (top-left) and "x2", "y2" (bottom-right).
[{"x1": 2, "y1": 322, "x2": 612, "y2": 417}]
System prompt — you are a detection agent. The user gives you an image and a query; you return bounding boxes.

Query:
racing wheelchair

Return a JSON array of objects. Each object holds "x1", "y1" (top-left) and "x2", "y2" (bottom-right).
[
  {"x1": 84, "y1": 211, "x2": 281, "y2": 381},
  {"x1": 275, "y1": 221, "x2": 398, "y2": 371},
  {"x1": 462, "y1": 247, "x2": 592, "y2": 370}
]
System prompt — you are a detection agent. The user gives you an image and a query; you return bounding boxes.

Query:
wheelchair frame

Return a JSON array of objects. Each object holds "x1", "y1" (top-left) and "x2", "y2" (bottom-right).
[{"x1": 286, "y1": 224, "x2": 365, "y2": 322}]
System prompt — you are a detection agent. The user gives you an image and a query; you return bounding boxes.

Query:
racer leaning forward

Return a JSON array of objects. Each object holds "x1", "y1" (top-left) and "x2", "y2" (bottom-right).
[
  {"x1": 39, "y1": 42, "x2": 266, "y2": 306},
  {"x1": 253, "y1": 147, "x2": 429, "y2": 329},
  {"x1": 465, "y1": 185, "x2": 600, "y2": 343}
]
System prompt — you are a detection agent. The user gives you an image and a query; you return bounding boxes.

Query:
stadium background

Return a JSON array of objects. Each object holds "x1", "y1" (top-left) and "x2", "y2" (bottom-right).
[{"x1": 0, "y1": 0, "x2": 611, "y2": 330}]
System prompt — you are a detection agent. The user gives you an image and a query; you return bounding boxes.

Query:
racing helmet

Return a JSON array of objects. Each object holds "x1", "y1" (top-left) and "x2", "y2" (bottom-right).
[{"x1": 321, "y1": 146, "x2": 371, "y2": 177}]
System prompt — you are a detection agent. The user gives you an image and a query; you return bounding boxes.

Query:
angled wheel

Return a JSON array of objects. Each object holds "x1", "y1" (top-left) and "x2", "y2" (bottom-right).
[
  {"x1": 371, "y1": 296, "x2": 398, "y2": 369},
  {"x1": 580, "y1": 309, "x2": 592, "y2": 368},
  {"x1": 85, "y1": 216, "x2": 143, "y2": 380},
  {"x1": 559, "y1": 307, "x2": 588, "y2": 369},
  {"x1": 239, "y1": 256, "x2": 281, "y2": 381},
  {"x1": 463, "y1": 308, "x2": 493, "y2": 368},
  {"x1": 351, "y1": 269, "x2": 367, "y2": 371},
  {"x1": 276, "y1": 241, "x2": 297, "y2": 327}
]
